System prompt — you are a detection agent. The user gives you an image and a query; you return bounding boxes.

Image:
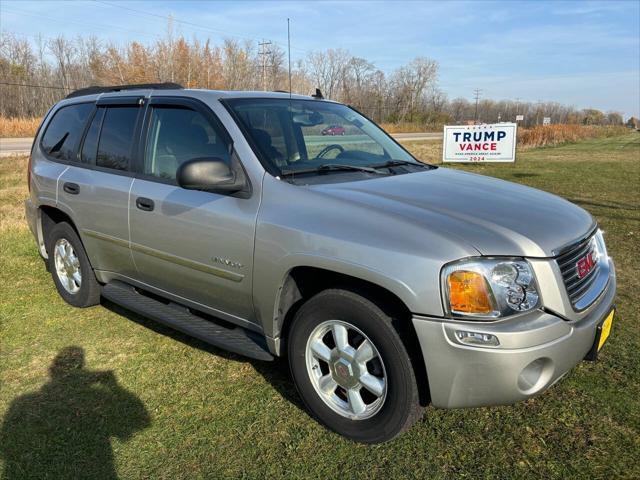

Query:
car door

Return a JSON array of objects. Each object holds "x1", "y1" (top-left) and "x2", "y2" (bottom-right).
[
  {"x1": 58, "y1": 97, "x2": 142, "y2": 278},
  {"x1": 129, "y1": 97, "x2": 259, "y2": 324}
]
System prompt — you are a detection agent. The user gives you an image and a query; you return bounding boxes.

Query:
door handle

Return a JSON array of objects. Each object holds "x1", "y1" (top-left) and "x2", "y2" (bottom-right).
[
  {"x1": 63, "y1": 182, "x2": 80, "y2": 195},
  {"x1": 135, "y1": 197, "x2": 155, "y2": 212}
]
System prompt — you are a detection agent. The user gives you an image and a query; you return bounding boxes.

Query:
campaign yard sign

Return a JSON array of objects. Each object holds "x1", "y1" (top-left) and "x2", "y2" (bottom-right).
[{"x1": 442, "y1": 123, "x2": 517, "y2": 162}]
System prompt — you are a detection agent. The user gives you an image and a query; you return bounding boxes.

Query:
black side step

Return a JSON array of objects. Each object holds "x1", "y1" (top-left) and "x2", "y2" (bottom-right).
[{"x1": 102, "y1": 281, "x2": 274, "y2": 361}]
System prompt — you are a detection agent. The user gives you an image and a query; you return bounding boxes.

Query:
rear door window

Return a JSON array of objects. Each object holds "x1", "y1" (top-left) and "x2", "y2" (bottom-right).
[
  {"x1": 96, "y1": 106, "x2": 140, "y2": 171},
  {"x1": 41, "y1": 103, "x2": 93, "y2": 161}
]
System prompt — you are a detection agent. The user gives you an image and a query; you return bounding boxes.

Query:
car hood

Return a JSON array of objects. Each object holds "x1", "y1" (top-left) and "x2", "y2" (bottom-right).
[{"x1": 309, "y1": 167, "x2": 595, "y2": 257}]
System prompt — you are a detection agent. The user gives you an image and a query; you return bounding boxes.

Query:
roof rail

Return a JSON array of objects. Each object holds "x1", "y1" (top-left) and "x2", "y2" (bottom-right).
[{"x1": 65, "y1": 82, "x2": 184, "y2": 99}]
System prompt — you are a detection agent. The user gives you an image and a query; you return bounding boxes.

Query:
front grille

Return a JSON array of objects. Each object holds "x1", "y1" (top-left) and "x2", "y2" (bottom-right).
[{"x1": 556, "y1": 235, "x2": 600, "y2": 307}]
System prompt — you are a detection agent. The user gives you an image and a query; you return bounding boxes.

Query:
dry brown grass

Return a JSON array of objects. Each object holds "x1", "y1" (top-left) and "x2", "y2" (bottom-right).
[
  {"x1": 517, "y1": 125, "x2": 629, "y2": 149},
  {"x1": 0, "y1": 155, "x2": 29, "y2": 231},
  {"x1": 0, "y1": 117, "x2": 41, "y2": 138},
  {"x1": 402, "y1": 139, "x2": 442, "y2": 163}
]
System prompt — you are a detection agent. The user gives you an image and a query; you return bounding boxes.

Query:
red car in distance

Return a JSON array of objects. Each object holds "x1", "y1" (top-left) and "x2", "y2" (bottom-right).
[{"x1": 321, "y1": 124, "x2": 346, "y2": 136}]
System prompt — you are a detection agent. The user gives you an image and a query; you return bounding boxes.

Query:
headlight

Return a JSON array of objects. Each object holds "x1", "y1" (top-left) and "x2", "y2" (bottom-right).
[{"x1": 441, "y1": 258, "x2": 540, "y2": 320}]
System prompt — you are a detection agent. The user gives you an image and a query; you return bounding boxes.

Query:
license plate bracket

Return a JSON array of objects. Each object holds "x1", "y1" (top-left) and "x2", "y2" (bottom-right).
[{"x1": 584, "y1": 307, "x2": 615, "y2": 362}]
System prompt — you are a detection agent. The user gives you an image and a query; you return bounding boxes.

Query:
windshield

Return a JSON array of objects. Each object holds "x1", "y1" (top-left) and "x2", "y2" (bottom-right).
[{"x1": 225, "y1": 98, "x2": 419, "y2": 177}]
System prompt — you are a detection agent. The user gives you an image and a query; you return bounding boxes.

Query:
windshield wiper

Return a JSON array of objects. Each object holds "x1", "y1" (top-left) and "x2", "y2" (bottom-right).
[
  {"x1": 369, "y1": 159, "x2": 428, "y2": 169},
  {"x1": 280, "y1": 163, "x2": 388, "y2": 177}
]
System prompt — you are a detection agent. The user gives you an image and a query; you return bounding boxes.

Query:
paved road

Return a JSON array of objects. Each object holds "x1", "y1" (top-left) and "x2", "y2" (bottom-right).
[
  {"x1": 0, "y1": 138, "x2": 34, "y2": 157},
  {"x1": 0, "y1": 132, "x2": 442, "y2": 157},
  {"x1": 391, "y1": 132, "x2": 442, "y2": 141}
]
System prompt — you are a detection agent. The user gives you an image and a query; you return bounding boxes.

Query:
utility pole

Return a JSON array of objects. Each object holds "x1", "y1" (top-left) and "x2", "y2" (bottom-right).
[
  {"x1": 258, "y1": 40, "x2": 273, "y2": 91},
  {"x1": 535, "y1": 99, "x2": 542, "y2": 126},
  {"x1": 473, "y1": 88, "x2": 482, "y2": 123}
]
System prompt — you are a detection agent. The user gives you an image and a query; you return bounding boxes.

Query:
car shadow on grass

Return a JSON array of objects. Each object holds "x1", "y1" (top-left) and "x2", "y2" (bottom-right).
[
  {"x1": 101, "y1": 300, "x2": 307, "y2": 413},
  {"x1": 0, "y1": 346, "x2": 151, "y2": 480}
]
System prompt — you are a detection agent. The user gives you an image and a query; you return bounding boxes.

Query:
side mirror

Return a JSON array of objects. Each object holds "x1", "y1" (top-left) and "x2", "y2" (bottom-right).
[{"x1": 176, "y1": 157, "x2": 245, "y2": 194}]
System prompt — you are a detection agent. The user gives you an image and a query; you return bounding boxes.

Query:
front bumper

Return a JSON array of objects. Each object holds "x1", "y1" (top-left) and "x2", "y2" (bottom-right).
[{"x1": 412, "y1": 260, "x2": 616, "y2": 408}]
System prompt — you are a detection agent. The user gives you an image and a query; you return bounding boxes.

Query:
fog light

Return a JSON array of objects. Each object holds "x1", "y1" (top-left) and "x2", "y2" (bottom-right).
[
  {"x1": 455, "y1": 330, "x2": 500, "y2": 347},
  {"x1": 517, "y1": 358, "x2": 554, "y2": 393}
]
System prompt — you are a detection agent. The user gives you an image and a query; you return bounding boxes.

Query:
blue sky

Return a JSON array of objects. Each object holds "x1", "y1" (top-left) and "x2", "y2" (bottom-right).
[{"x1": 2, "y1": 0, "x2": 639, "y2": 118}]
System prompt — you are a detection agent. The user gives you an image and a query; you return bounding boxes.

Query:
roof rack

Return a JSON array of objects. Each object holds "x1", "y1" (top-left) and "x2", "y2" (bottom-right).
[{"x1": 65, "y1": 82, "x2": 184, "y2": 99}]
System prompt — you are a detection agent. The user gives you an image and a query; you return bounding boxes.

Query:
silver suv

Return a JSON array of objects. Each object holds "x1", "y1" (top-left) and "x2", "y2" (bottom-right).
[{"x1": 25, "y1": 84, "x2": 616, "y2": 443}]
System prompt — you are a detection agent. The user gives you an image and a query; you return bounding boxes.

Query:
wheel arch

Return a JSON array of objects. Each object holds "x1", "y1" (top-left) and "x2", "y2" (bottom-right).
[
  {"x1": 273, "y1": 265, "x2": 430, "y2": 406},
  {"x1": 39, "y1": 204, "x2": 81, "y2": 258}
]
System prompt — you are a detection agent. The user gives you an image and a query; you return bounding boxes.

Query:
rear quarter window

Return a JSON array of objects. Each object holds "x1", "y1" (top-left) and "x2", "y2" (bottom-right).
[{"x1": 41, "y1": 103, "x2": 93, "y2": 161}]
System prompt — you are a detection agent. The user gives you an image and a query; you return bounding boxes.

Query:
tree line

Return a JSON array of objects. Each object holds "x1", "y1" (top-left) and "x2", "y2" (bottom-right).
[{"x1": 0, "y1": 31, "x2": 627, "y2": 128}]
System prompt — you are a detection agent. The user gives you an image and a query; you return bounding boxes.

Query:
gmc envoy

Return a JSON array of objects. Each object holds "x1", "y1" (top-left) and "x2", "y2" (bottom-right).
[{"x1": 25, "y1": 83, "x2": 616, "y2": 443}]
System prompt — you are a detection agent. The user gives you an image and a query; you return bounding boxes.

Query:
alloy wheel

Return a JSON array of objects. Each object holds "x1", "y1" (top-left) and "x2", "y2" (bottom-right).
[
  {"x1": 53, "y1": 238, "x2": 82, "y2": 294},
  {"x1": 305, "y1": 320, "x2": 387, "y2": 420}
]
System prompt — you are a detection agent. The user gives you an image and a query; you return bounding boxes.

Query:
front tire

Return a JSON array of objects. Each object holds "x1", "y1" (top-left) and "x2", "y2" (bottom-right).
[
  {"x1": 47, "y1": 222, "x2": 101, "y2": 308},
  {"x1": 288, "y1": 289, "x2": 422, "y2": 443}
]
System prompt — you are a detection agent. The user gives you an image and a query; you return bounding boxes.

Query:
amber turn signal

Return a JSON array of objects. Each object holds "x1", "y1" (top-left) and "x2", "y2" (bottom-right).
[{"x1": 447, "y1": 270, "x2": 493, "y2": 314}]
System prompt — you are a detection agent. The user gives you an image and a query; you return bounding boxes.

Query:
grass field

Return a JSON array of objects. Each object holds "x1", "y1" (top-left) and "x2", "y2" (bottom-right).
[{"x1": 1, "y1": 134, "x2": 639, "y2": 479}]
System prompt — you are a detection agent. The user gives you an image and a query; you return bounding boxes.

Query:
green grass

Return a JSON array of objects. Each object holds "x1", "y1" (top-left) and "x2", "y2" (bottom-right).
[{"x1": 1, "y1": 134, "x2": 639, "y2": 479}]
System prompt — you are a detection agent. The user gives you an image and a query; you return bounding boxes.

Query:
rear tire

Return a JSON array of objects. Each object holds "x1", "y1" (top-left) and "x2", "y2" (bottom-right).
[
  {"x1": 47, "y1": 222, "x2": 101, "y2": 308},
  {"x1": 288, "y1": 289, "x2": 422, "y2": 443}
]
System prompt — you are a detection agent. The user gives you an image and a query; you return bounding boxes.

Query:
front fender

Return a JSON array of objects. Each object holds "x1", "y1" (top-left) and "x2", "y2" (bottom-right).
[
  {"x1": 252, "y1": 241, "x2": 446, "y2": 340},
  {"x1": 261, "y1": 253, "x2": 420, "y2": 339},
  {"x1": 252, "y1": 175, "x2": 477, "y2": 339}
]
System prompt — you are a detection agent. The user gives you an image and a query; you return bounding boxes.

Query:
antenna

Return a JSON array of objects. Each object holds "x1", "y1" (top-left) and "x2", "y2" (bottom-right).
[{"x1": 287, "y1": 18, "x2": 292, "y2": 98}]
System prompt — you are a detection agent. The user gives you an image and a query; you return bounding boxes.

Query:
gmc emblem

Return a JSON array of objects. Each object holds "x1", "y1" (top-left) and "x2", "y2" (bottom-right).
[{"x1": 576, "y1": 252, "x2": 596, "y2": 279}]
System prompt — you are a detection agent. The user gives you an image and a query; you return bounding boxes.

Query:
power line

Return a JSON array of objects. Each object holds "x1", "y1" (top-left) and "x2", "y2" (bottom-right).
[
  {"x1": 3, "y1": 3, "x2": 314, "y2": 69},
  {"x1": 94, "y1": 0, "x2": 256, "y2": 42},
  {"x1": 0, "y1": 81, "x2": 66, "y2": 90},
  {"x1": 93, "y1": 0, "x2": 310, "y2": 55},
  {"x1": 2, "y1": 7, "x2": 165, "y2": 41}
]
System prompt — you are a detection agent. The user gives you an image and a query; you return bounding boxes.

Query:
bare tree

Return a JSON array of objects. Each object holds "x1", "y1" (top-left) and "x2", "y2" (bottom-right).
[
  {"x1": 48, "y1": 36, "x2": 77, "y2": 93},
  {"x1": 0, "y1": 30, "x2": 626, "y2": 127},
  {"x1": 389, "y1": 57, "x2": 438, "y2": 122},
  {"x1": 307, "y1": 48, "x2": 351, "y2": 100}
]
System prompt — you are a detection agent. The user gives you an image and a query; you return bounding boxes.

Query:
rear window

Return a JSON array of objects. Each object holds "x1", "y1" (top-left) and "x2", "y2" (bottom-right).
[
  {"x1": 41, "y1": 103, "x2": 93, "y2": 161},
  {"x1": 96, "y1": 106, "x2": 139, "y2": 171}
]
